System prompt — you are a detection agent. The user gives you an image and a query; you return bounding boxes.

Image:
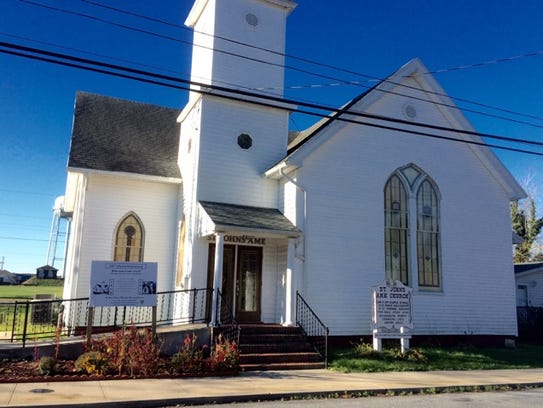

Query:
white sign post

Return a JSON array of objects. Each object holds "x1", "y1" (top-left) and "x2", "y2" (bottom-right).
[
  {"x1": 88, "y1": 261, "x2": 158, "y2": 344},
  {"x1": 371, "y1": 280, "x2": 413, "y2": 352}
]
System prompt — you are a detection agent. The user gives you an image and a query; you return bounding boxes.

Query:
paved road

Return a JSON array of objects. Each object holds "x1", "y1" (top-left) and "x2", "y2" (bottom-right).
[{"x1": 179, "y1": 388, "x2": 543, "y2": 408}]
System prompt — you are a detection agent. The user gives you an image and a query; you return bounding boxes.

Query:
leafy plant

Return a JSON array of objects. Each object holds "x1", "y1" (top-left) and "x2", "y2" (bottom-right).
[
  {"x1": 210, "y1": 334, "x2": 239, "y2": 372},
  {"x1": 352, "y1": 340, "x2": 381, "y2": 359},
  {"x1": 75, "y1": 351, "x2": 110, "y2": 375},
  {"x1": 86, "y1": 325, "x2": 161, "y2": 377},
  {"x1": 393, "y1": 348, "x2": 429, "y2": 363},
  {"x1": 171, "y1": 333, "x2": 207, "y2": 374},
  {"x1": 37, "y1": 356, "x2": 56, "y2": 376}
]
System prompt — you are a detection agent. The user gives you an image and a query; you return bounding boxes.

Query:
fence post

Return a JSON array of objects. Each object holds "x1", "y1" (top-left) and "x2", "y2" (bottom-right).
[
  {"x1": 22, "y1": 301, "x2": 30, "y2": 348},
  {"x1": 191, "y1": 288, "x2": 196, "y2": 324},
  {"x1": 10, "y1": 301, "x2": 18, "y2": 343},
  {"x1": 86, "y1": 306, "x2": 94, "y2": 347}
]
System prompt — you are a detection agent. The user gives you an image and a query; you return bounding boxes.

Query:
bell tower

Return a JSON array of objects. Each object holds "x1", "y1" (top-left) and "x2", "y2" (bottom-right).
[
  {"x1": 185, "y1": 0, "x2": 297, "y2": 98},
  {"x1": 180, "y1": 0, "x2": 297, "y2": 208}
]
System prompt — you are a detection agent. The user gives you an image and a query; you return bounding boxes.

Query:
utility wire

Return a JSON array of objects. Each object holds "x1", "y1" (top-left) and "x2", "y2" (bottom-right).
[
  {"x1": 1, "y1": 40, "x2": 543, "y2": 158},
  {"x1": 18, "y1": 0, "x2": 543, "y2": 129},
  {"x1": 78, "y1": 0, "x2": 543, "y2": 124}
]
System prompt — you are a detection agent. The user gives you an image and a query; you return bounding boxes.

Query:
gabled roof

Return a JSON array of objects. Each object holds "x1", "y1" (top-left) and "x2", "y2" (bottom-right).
[
  {"x1": 200, "y1": 201, "x2": 300, "y2": 237},
  {"x1": 68, "y1": 92, "x2": 181, "y2": 179},
  {"x1": 267, "y1": 58, "x2": 525, "y2": 201}
]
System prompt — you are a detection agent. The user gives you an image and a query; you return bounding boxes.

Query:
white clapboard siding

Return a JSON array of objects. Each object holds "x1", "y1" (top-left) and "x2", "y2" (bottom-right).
[
  {"x1": 288, "y1": 84, "x2": 518, "y2": 336},
  {"x1": 70, "y1": 173, "x2": 180, "y2": 299}
]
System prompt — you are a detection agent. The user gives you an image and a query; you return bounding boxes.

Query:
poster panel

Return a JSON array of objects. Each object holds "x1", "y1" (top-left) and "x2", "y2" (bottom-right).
[{"x1": 90, "y1": 261, "x2": 157, "y2": 307}]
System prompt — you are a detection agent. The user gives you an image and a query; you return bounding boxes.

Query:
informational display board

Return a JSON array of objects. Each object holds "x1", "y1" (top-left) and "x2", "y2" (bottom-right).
[
  {"x1": 89, "y1": 261, "x2": 157, "y2": 307},
  {"x1": 371, "y1": 280, "x2": 413, "y2": 332}
]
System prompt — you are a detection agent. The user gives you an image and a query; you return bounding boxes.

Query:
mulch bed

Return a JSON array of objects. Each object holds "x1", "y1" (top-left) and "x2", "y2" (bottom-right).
[{"x1": 0, "y1": 359, "x2": 237, "y2": 383}]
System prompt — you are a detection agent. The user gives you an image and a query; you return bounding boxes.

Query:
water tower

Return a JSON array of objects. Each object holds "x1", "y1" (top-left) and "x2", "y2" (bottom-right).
[{"x1": 45, "y1": 196, "x2": 71, "y2": 276}]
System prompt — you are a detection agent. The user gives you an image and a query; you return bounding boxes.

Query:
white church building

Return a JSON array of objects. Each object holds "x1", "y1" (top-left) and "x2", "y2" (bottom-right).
[{"x1": 61, "y1": 0, "x2": 525, "y2": 344}]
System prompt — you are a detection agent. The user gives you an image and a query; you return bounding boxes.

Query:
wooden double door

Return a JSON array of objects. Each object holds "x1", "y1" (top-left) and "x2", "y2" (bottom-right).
[{"x1": 208, "y1": 244, "x2": 263, "y2": 323}]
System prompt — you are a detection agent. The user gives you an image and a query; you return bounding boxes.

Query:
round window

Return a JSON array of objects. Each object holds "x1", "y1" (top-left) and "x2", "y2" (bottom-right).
[
  {"x1": 237, "y1": 133, "x2": 253, "y2": 149},
  {"x1": 245, "y1": 13, "x2": 258, "y2": 27}
]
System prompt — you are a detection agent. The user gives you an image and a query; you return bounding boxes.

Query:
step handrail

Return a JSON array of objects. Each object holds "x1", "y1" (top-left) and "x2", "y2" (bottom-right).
[
  {"x1": 216, "y1": 289, "x2": 240, "y2": 345},
  {"x1": 295, "y1": 291, "x2": 329, "y2": 368}
]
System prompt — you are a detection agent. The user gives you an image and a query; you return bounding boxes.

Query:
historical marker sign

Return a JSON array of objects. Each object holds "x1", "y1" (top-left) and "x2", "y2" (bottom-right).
[
  {"x1": 371, "y1": 280, "x2": 413, "y2": 337},
  {"x1": 89, "y1": 261, "x2": 157, "y2": 307}
]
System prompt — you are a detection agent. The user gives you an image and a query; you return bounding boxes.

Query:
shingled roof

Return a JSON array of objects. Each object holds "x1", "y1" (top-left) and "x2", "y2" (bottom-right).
[{"x1": 68, "y1": 92, "x2": 181, "y2": 179}]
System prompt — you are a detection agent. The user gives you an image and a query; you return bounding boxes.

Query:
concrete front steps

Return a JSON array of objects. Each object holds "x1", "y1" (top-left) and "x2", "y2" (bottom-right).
[{"x1": 238, "y1": 324, "x2": 325, "y2": 371}]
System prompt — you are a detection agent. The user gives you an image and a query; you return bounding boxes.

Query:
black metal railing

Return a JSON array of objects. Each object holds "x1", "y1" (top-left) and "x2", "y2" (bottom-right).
[
  {"x1": 215, "y1": 289, "x2": 240, "y2": 345},
  {"x1": 0, "y1": 288, "x2": 211, "y2": 347},
  {"x1": 296, "y1": 290, "x2": 329, "y2": 367}
]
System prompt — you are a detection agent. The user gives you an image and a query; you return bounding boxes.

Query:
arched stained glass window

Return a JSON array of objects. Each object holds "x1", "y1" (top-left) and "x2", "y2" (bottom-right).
[
  {"x1": 114, "y1": 213, "x2": 144, "y2": 262},
  {"x1": 384, "y1": 164, "x2": 442, "y2": 290},
  {"x1": 417, "y1": 179, "x2": 440, "y2": 288},
  {"x1": 384, "y1": 174, "x2": 409, "y2": 285}
]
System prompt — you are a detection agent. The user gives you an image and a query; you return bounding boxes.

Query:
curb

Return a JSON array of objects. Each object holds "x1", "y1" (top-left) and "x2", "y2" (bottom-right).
[{"x1": 8, "y1": 381, "x2": 543, "y2": 408}]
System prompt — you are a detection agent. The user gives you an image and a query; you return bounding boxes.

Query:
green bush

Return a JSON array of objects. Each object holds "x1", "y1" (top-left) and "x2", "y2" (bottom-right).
[
  {"x1": 353, "y1": 341, "x2": 381, "y2": 359},
  {"x1": 38, "y1": 356, "x2": 57, "y2": 376}
]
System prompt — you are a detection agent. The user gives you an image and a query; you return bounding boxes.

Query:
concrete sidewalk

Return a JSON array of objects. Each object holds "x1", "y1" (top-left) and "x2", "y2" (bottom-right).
[{"x1": 1, "y1": 368, "x2": 543, "y2": 408}]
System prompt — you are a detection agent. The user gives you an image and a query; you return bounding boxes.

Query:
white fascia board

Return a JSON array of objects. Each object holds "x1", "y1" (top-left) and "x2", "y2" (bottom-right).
[
  {"x1": 398, "y1": 59, "x2": 527, "y2": 201},
  {"x1": 67, "y1": 167, "x2": 182, "y2": 185},
  {"x1": 178, "y1": 93, "x2": 202, "y2": 124},
  {"x1": 258, "y1": 0, "x2": 298, "y2": 14},
  {"x1": 185, "y1": 0, "x2": 210, "y2": 27},
  {"x1": 264, "y1": 160, "x2": 300, "y2": 179}
]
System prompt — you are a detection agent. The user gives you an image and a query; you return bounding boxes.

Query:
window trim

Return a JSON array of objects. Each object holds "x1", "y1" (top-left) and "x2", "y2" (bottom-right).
[
  {"x1": 384, "y1": 164, "x2": 442, "y2": 292},
  {"x1": 113, "y1": 212, "x2": 145, "y2": 262}
]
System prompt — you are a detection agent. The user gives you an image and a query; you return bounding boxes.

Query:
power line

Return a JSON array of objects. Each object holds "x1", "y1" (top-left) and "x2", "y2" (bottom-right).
[
  {"x1": 18, "y1": 0, "x2": 543, "y2": 129},
  {"x1": 426, "y1": 50, "x2": 543, "y2": 75},
  {"x1": 2, "y1": 40, "x2": 543, "y2": 159},
  {"x1": 0, "y1": 187, "x2": 55, "y2": 197},
  {"x1": 79, "y1": 0, "x2": 543, "y2": 124},
  {"x1": 0, "y1": 236, "x2": 50, "y2": 242}
]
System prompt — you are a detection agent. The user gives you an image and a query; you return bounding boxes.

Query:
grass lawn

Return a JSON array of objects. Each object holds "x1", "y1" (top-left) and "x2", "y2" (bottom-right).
[
  {"x1": 0, "y1": 283, "x2": 64, "y2": 300},
  {"x1": 329, "y1": 343, "x2": 543, "y2": 372}
]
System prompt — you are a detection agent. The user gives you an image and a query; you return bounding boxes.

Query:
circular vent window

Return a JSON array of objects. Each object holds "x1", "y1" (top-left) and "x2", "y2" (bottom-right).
[
  {"x1": 237, "y1": 133, "x2": 253, "y2": 149},
  {"x1": 404, "y1": 104, "x2": 417, "y2": 119},
  {"x1": 245, "y1": 13, "x2": 259, "y2": 26}
]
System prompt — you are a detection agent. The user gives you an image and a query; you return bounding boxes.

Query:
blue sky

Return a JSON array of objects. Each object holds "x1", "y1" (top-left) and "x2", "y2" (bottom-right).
[{"x1": 1, "y1": 0, "x2": 543, "y2": 274}]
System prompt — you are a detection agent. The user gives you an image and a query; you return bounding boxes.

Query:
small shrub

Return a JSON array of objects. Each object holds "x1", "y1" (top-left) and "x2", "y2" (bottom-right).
[
  {"x1": 38, "y1": 356, "x2": 56, "y2": 376},
  {"x1": 75, "y1": 351, "x2": 110, "y2": 375},
  {"x1": 171, "y1": 333, "x2": 207, "y2": 374},
  {"x1": 353, "y1": 341, "x2": 381, "y2": 359},
  {"x1": 210, "y1": 335, "x2": 239, "y2": 372},
  {"x1": 86, "y1": 325, "x2": 161, "y2": 377},
  {"x1": 393, "y1": 348, "x2": 429, "y2": 363}
]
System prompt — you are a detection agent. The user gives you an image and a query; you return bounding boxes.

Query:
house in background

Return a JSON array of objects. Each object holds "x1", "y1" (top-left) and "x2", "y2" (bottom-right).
[
  {"x1": 36, "y1": 265, "x2": 59, "y2": 280},
  {"x1": 61, "y1": 0, "x2": 525, "y2": 345},
  {"x1": 0, "y1": 270, "x2": 18, "y2": 285},
  {"x1": 515, "y1": 262, "x2": 543, "y2": 307}
]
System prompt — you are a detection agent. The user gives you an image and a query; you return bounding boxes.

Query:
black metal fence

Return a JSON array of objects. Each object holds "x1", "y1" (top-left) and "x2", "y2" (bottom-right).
[
  {"x1": 0, "y1": 288, "x2": 211, "y2": 347},
  {"x1": 517, "y1": 306, "x2": 543, "y2": 343},
  {"x1": 295, "y1": 291, "x2": 329, "y2": 367},
  {"x1": 215, "y1": 289, "x2": 240, "y2": 345}
]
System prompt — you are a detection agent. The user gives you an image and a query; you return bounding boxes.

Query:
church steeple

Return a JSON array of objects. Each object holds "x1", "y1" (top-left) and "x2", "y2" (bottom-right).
[
  {"x1": 185, "y1": 0, "x2": 297, "y2": 97},
  {"x1": 179, "y1": 0, "x2": 297, "y2": 208}
]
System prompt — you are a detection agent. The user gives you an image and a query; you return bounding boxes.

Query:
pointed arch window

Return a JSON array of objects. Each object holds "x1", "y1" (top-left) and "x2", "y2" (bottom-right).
[
  {"x1": 384, "y1": 174, "x2": 409, "y2": 285},
  {"x1": 417, "y1": 179, "x2": 440, "y2": 288},
  {"x1": 114, "y1": 213, "x2": 144, "y2": 262},
  {"x1": 384, "y1": 164, "x2": 441, "y2": 290}
]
